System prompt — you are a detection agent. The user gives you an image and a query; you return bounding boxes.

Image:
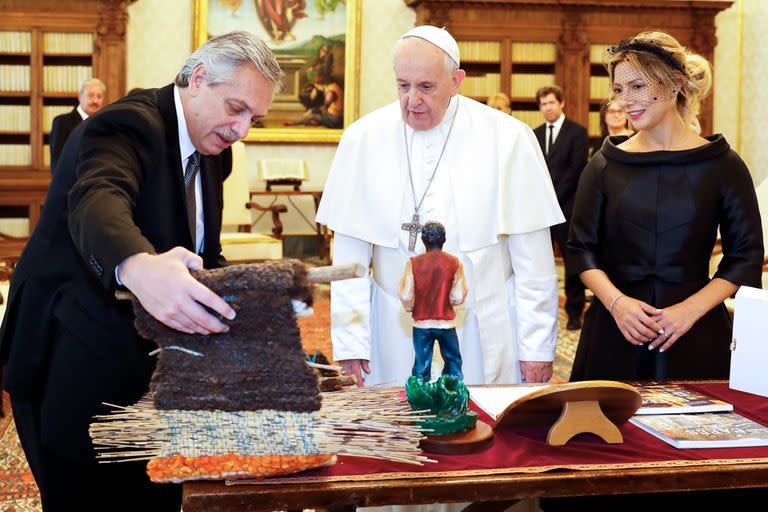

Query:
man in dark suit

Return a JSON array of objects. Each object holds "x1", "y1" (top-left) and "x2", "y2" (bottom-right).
[
  {"x1": 49, "y1": 78, "x2": 106, "y2": 173},
  {"x1": 534, "y1": 85, "x2": 589, "y2": 330},
  {"x1": 0, "y1": 31, "x2": 283, "y2": 511}
]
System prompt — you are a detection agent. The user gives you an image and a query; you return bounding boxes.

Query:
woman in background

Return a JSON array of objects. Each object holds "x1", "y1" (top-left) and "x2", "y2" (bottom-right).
[
  {"x1": 568, "y1": 31, "x2": 763, "y2": 382},
  {"x1": 591, "y1": 100, "x2": 633, "y2": 157},
  {"x1": 486, "y1": 92, "x2": 511, "y2": 114}
]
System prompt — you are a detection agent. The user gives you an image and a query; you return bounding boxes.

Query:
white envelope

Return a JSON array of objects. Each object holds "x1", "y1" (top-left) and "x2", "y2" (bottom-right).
[{"x1": 730, "y1": 286, "x2": 768, "y2": 398}]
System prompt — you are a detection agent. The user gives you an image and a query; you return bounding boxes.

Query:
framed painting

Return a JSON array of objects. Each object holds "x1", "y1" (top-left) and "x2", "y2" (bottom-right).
[{"x1": 194, "y1": 0, "x2": 361, "y2": 143}]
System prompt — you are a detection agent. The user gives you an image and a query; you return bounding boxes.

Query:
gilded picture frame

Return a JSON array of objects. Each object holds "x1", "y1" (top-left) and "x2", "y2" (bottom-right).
[{"x1": 194, "y1": 0, "x2": 360, "y2": 143}]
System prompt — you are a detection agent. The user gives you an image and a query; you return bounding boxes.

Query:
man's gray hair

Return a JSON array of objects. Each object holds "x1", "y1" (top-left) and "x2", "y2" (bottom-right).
[
  {"x1": 175, "y1": 31, "x2": 284, "y2": 93},
  {"x1": 79, "y1": 78, "x2": 105, "y2": 95},
  {"x1": 394, "y1": 38, "x2": 459, "y2": 76}
]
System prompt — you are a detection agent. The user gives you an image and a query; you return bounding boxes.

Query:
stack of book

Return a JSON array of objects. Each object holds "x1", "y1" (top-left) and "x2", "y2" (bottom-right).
[{"x1": 629, "y1": 385, "x2": 768, "y2": 449}]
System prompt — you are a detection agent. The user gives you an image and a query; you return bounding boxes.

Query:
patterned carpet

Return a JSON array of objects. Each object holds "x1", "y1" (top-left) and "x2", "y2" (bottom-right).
[
  {"x1": 0, "y1": 287, "x2": 578, "y2": 510},
  {"x1": 0, "y1": 394, "x2": 41, "y2": 512}
]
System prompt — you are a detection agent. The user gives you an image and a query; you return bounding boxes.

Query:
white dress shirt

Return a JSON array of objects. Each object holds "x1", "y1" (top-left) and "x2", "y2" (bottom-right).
[
  {"x1": 545, "y1": 112, "x2": 565, "y2": 154},
  {"x1": 173, "y1": 85, "x2": 204, "y2": 253}
]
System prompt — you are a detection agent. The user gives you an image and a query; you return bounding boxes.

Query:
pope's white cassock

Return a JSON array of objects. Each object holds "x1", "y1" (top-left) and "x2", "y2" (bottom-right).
[{"x1": 316, "y1": 95, "x2": 564, "y2": 386}]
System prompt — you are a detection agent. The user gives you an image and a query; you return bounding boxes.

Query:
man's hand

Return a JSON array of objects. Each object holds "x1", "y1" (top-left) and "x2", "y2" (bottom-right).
[
  {"x1": 339, "y1": 359, "x2": 371, "y2": 387},
  {"x1": 118, "y1": 247, "x2": 236, "y2": 335},
  {"x1": 520, "y1": 361, "x2": 553, "y2": 383}
]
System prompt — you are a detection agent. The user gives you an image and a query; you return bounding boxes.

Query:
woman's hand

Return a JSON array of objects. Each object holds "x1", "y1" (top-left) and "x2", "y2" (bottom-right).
[
  {"x1": 610, "y1": 296, "x2": 663, "y2": 345},
  {"x1": 648, "y1": 303, "x2": 700, "y2": 352}
]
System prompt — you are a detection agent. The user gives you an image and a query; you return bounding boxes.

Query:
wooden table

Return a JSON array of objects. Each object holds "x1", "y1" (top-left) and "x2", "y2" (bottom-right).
[
  {"x1": 249, "y1": 189, "x2": 330, "y2": 263},
  {"x1": 183, "y1": 460, "x2": 768, "y2": 511},
  {"x1": 183, "y1": 381, "x2": 768, "y2": 511}
]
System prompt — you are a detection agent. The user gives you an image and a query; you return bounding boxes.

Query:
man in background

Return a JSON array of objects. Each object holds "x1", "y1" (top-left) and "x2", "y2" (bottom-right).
[
  {"x1": 534, "y1": 85, "x2": 589, "y2": 330},
  {"x1": 49, "y1": 77, "x2": 106, "y2": 173}
]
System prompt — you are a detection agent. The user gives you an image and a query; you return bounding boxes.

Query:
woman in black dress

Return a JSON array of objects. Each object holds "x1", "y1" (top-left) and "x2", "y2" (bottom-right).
[{"x1": 568, "y1": 31, "x2": 764, "y2": 381}]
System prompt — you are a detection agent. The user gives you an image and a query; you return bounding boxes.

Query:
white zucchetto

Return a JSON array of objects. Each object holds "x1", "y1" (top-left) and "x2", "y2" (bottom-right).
[{"x1": 400, "y1": 25, "x2": 460, "y2": 66}]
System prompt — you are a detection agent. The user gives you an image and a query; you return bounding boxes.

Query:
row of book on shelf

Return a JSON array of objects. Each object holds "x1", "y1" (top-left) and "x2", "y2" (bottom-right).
[
  {"x1": 0, "y1": 105, "x2": 31, "y2": 132},
  {"x1": 0, "y1": 31, "x2": 92, "y2": 54},
  {"x1": 42, "y1": 105, "x2": 73, "y2": 132},
  {"x1": 0, "y1": 64, "x2": 30, "y2": 92},
  {"x1": 0, "y1": 105, "x2": 74, "y2": 133},
  {"x1": 453, "y1": 41, "x2": 614, "y2": 65},
  {"x1": 459, "y1": 73, "x2": 609, "y2": 102},
  {"x1": 0, "y1": 144, "x2": 31, "y2": 166},
  {"x1": 0, "y1": 31, "x2": 31, "y2": 53},
  {"x1": 468, "y1": 383, "x2": 768, "y2": 449},
  {"x1": 456, "y1": 41, "x2": 557, "y2": 63},
  {"x1": 460, "y1": 73, "x2": 556, "y2": 98},
  {"x1": 42, "y1": 32, "x2": 93, "y2": 54},
  {"x1": 0, "y1": 218, "x2": 29, "y2": 237},
  {"x1": 43, "y1": 65, "x2": 93, "y2": 93},
  {"x1": 0, "y1": 65, "x2": 93, "y2": 93}
]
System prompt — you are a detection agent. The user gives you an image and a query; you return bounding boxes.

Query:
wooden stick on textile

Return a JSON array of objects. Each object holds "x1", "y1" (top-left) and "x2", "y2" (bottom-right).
[
  {"x1": 306, "y1": 262, "x2": 365, "y2": 283},
  {"x1": 114, "y1": 262, "x2": 364, "y2": 301}
]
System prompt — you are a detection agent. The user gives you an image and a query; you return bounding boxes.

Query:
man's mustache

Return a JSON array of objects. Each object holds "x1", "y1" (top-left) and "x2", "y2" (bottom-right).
[{"x1": 214, "y1": 129, "x2": 240, "y2": 143}]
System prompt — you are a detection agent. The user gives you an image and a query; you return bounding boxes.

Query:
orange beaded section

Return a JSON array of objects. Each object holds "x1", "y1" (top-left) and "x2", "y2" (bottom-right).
[{"x1": 147, "y1": 453, "x2": 336, "y2": 483}]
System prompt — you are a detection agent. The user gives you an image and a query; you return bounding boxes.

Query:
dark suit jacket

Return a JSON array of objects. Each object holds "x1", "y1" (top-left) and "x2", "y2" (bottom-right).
[
  {"x1": 49, "y1": 107, "x2": 83, "y2": 174},
  {"x1": 0, "y1": 84, "x2": 231, "y2": 461},
  {"x1": 534, "y1": 117, "x2": 589, "y2": 218}
]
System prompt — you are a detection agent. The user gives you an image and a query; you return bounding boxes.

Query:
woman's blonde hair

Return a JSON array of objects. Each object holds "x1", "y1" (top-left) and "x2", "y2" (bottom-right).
[
  {"x1": 487, "y1": 92, "x2": 511, "y2": 113},
  {"x1": 606, "y1": 31, "x2": 711, "y2": 132}
]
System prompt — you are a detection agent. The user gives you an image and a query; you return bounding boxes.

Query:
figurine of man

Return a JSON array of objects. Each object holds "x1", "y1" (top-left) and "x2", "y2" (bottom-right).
[{"x1": 399, "y1": 222, "x2": 468, "y2": 381}]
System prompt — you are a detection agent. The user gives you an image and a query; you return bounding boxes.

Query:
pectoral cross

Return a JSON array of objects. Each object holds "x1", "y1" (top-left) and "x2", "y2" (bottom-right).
[{"x1": 401, "y1": 213, "x2": 423, "y2": 252}]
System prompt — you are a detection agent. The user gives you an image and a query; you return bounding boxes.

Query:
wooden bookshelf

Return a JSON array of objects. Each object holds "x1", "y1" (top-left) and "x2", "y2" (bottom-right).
[
  {"x1": 405, "y1": 0, "x2": 733, "y2": 137},
  {"x1": 0, "y1": 0, "x2": 132, "y2": 236}
]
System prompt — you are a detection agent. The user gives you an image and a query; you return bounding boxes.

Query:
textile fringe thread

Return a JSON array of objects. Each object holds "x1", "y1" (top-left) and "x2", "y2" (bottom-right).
[{"x1": 89, "y1": 387, "x2": 434, "y2": 466}]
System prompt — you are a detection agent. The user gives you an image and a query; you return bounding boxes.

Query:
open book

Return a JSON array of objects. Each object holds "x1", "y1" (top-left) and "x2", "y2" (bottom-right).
[
  {"x1": 635, "y1": 385, "x2": 733, "y2": 415},
  {"x1": 630, "y1": 412, "x2": 768, "y2": 449},
  {"x1": 468, "y1": 385, "x2": 548, "y2": 421}
]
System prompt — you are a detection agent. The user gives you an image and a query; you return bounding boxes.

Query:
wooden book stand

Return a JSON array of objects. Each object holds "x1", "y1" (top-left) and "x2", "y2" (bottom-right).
[{"x1": 494, "y1": 381, "x2": 641, "y2": 445}]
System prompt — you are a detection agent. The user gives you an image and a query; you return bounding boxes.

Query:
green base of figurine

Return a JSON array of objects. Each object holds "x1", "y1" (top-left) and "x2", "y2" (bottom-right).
[
  {"x1": 405, "y1": 375, "x2": 478, "y2": 435},
  {"x1": 420, "y1": 410, "x2": 478, "y2": 435}
]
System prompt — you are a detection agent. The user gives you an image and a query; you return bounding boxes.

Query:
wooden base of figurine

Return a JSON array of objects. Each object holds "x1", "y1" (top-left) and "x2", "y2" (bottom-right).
[{"x1": 419, "y1": 420, "x2": 494, "y2": 455}]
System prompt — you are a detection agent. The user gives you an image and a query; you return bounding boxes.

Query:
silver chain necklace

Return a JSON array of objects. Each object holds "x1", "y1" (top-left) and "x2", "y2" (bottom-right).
[{"x1": 400, "y1": 97, "x2": 459, "y2": 251}]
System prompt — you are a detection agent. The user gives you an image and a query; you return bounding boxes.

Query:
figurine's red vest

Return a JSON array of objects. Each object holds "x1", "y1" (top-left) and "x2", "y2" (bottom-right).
[{"x1": 411, "y1": 251, "x2": 460, "y2": 322}]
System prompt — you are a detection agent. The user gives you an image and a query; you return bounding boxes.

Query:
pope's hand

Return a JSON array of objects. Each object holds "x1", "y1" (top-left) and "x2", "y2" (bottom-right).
[
  {"x1": 118, "y1": 247, "x2": 236, "y2": 335},
  {"x1": 520, "y1": 361, "x2": 553, "y2": 383},
  {"x1": 339, "y1": 359, "x2": 371, "y2": 387}
]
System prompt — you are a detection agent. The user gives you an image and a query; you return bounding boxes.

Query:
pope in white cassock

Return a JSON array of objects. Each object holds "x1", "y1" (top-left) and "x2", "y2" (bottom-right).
[{"x1": 317, "y1": 26, "x2": 565, "y2": 389}]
